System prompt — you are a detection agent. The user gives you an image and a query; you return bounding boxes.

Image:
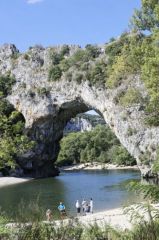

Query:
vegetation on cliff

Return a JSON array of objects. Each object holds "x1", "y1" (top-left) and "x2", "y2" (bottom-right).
[
  {"x1": 57, "y1": 125, "x2": 136, "y2": 166},
  {"x1": 0, "y1": 75, "x2": 35, "y2": 173},
  {"x1": 47, "y1": 0, "x2": 159, "y2": 127}
]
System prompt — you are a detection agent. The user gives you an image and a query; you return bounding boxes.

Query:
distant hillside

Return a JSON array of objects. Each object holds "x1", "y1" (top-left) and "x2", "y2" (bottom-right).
[{"x1": 64, "y1": 113, "x2": 105, "y2": 135}]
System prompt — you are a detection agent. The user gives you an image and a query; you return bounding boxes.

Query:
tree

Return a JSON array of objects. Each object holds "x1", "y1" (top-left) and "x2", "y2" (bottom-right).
[
  {"x1": 57, "y1": 125, "x2": 136, "y2": 166},
  {"x1": 131, "y1": 0, "x2": 159, "y2": 31},
  {"x1": 0, "y1": 75, "x2": 35, "y2": 171}
]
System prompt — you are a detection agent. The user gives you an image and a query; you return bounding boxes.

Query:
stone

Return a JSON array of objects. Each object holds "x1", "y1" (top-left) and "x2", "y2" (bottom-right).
[{"x1": 0, "y1": 43, "x2": 158, "y2": 178}]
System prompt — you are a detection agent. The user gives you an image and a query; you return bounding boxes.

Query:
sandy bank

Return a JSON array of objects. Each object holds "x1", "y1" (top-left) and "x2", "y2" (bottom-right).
[
  {"x1": 51, "y1": 204, "x2": 159, "y2": 230},
  {"x1": 73, "y1": 207, "x2": 132, "y2": 229},
  {"x1": 60, "y1": 163, "x2": 139, "y2": 171},
  {"x1": 0, "y1": 177, "x2": 32, "y2": 188},
  {"x1": 7, "y1": 204, "x2": 159, "y2": 230},
  {"x1": 6, "y1": 207, "x2": 132, "y2": 230}
]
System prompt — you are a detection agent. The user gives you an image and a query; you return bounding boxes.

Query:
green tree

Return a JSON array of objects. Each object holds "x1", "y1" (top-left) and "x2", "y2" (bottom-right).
[
  {"x1": 0, "y1": 75, "x2": 35, "y2": 171},
  {"x1": 108, "y1": 145, "x2": 136, "y2": 166},
  {"x1": 57, "y1": 125, "x2": 135, "y2": 166},
  {"x1": 131, "y1": 0, "x2": 159, "y2": 31}
]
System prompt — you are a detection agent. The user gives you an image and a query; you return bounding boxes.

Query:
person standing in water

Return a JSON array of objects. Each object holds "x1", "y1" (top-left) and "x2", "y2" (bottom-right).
[
  {"x1": 58, "y1": 202, "x2": 67, "y2": 219},
  {"x1": 89, "y1": 198, "x2": 93, "y2": 213},
  {"x1": 82, "y1": 199, "x2": 87, "y2": 214},
  {"x1": 75, "y1": 200, "x2": 81, "y2": 216},
  {"x1": 46, "y1": 209, "x2": 52, "y2": 221}
]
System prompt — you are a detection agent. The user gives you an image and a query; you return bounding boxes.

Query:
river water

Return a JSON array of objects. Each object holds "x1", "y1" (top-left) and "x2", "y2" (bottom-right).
[{"x1": 0, "y1": 169, "x2": 141, "y2": 219}]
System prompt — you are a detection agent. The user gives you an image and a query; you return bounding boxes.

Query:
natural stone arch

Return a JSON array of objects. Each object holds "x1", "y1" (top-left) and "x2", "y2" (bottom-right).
[
  {"x1": 23, "y1": 99, "x2": 90, "y2": 177},
  {"x1": 1, "y1": 44, "x2": 159, "y2": 178},
  {"x1": 7, "y1": 79, "x2": 147, "y2": 178}
]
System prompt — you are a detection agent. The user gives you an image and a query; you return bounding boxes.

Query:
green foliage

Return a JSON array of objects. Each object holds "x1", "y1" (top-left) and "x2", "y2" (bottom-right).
[
  {"x1": 105, "y1": 32, "x2": 129, "y2": 65},
  {"x1": 4, "y1": 216, "x2": 159, "y2": 240},
  {"x1": 60, "y1": 44, "x2": 70, "y2": 56},
  {"x1": 48, "y1": 65, "x2": 62, "y2": 81},
  {"x1": 73, "y1": 72, "x2": 84, "y2": 84},
  {"x1": 85, "y1": 44, "x2": 100, "y2": 58},
  {"x1": 104, "y1": 17, "x2": 159, "y2": 126},
  {"x1": 68, "y1": 48, "x2": 92, "y2": 69},
  {"x1": 14, "y1": 221, "x2": 83, "y2": 240},
  {"x1": 15, "y1": 198, "x2": 45, "y2": 223},
  {"x1": 152, "y1": 147, "x2": 159, "y2": 173},
  {"x1": 86, "y1": 61, "x2": 107, "y2": 85},
  {"x1": 0, "y1": 75, "x2": 35, "y2": 171},
  {"x1": 49, "y1": 45, "x2": 70, "y2": 67},
  {"x1": 0, "y1": 209, "x2": 11, "y2": 239},
  {"x1": 37, "y1": 87, "x2": 50, "y2": 96},
  {"x1": 0, "y1": 75, "x2": 15, "y2": 97},
  {"x1": 45, "y1": 2, "x2": 159, "y2": 126},
  {"x1": 107, "y1": 145, "x2": 136, "y2": 166},
  {"x1": 50, "y1": 51, "x2": 63, "y2": 65},
  {"x1": 131, "y1": 0, "x2": 159, "y2": 31},
  {"x1": 106, "y1": 33, "x2": 144, "y2": 88},
  {"x1": 84, "y1": 223, "x2": 117, "y2": 240},
  {"x1": 119, "y1": 88, "x2": 143, "y2": 107},
  {"x1": 127, "y1": 181, "x2": 159, "y2": 202},
  {"x1": 57, "y1": 125, "x2": 136, "y2": 166},
  {"x1": 139, "y1": 150, "x2": 152, "y2": 166},
  {"x1": 140, "y1": 31, "x2": 159, "y2": 126},
  {"x1": 60, "y1": 58, "x2": 71, "y2": 72}
]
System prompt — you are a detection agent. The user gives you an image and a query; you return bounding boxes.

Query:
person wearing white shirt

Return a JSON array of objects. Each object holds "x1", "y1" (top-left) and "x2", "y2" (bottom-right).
[
  {"x1": 89, "y1": 198, "x2": 93, "y2": 213},
  {"x1": 75, "y1": 200, "x2": 81, "y2": 216}
]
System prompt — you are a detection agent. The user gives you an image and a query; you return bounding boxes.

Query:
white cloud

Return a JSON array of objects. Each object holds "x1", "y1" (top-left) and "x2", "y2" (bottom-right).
[{"x1": 26, "y1": 0, "x2": 44, "y2": 4}]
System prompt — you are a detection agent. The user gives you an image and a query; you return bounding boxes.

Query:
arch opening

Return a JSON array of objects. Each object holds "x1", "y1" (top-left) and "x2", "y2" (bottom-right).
[{"x1": 56, "y1": 108, "x2": 136, "y2": 169}]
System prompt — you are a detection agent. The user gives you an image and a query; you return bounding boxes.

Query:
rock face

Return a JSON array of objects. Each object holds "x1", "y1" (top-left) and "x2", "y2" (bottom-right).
[
  {"x1": 64, "y1": 113, "x2": 105, "y2": 134},
  {"x1": 0, "y1": 43, "x2": 159, "y2": 178}
]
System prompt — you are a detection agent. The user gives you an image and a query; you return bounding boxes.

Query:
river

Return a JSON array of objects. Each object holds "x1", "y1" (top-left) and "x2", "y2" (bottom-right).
[{"x1": 0, "y1": 169, "x2": 141, "y2": 220}]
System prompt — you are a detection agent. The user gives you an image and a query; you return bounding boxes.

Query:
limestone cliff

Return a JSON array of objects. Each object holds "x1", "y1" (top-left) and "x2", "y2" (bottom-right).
[
  {"x1": 64, "y1": 113, "x2": 105, "y2": 134},
  {"x1": 0, "y1": 43, "x2": 158, "y2": 178}
]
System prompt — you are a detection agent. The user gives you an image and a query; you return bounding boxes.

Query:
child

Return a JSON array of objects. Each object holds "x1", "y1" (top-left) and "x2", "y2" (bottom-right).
[{"x1": 46, "y1": 209, "x2": 52, "y2": 221}]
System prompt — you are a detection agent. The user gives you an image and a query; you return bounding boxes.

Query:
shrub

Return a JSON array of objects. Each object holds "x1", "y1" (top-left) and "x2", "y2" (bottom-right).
[
  {"x1": 73, "y1": 72, "x2": 84, "y2": 84},
  {"x1": 108, "y1": 145, "x2": 136, "y2": 166},
  {"x1": 70, "y1": 49, "x2": 89, "y2": 65},
  {"x1": 105, "y1": 33, "x2": 129, "y2": 64},
  {"x1": 144, "y1": 102, "x2": 159, "y2": 126},
  {"x1": 37, "y1": 87, "x2": 50, "y2": 96},
  {"x1": 0, "y1": 75, "x2": 15, "y2": 97},
  {"x1": 65, "y1": 71, "x2": 72, "y2": 81},
  {"x1": 24, "y1": 54, "x2": 30, "y2": 60},
  {"x1": 60, "y1": 59, "x2": 71, "y2": 72},
  {"x1": 85, "y1": 44, "x2": 100, "y2": 58},
  {"x1": 106, "y1": 55, "x2": 128, "y2": 88},
  {"x1": 60, "y1": 44, "x2": 70, "y2": 56},
  {"x1": 48, "y1": 66, "x2": 62, "y2": 81},
  {"x1": 119, "y1": 88, "x2": 143, "y2": 107},
  {"x1": 50, "y1": 51, "x2": 63, "y2": 65},
  {"x1": 86, "y1": 62, "x2": 107, "y2": 85}
]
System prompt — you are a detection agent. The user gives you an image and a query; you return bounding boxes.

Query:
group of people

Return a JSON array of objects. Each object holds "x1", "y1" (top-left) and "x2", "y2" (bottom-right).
[
  {"x1": 75, "y1": 198, "x2": 93, "y2": 216},
  {"x1": 46, "y1": 198, "x2": 94, "y2": 221}
]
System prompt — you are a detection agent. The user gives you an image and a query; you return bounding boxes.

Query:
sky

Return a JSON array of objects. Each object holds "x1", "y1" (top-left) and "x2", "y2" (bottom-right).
[{"x1": 0, "y1": 0, "x2": 141, "y2": 52}]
